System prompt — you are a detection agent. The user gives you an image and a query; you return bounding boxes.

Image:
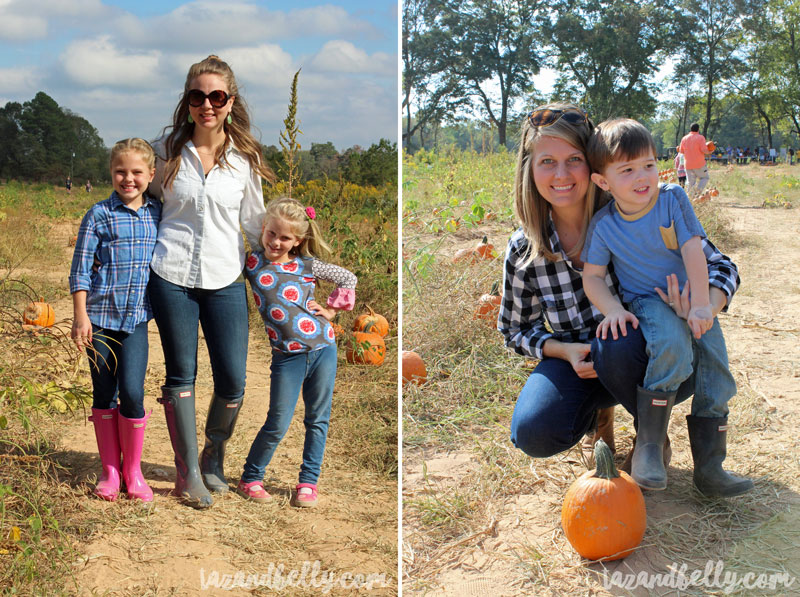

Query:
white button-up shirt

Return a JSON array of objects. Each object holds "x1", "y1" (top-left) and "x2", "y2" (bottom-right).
[{"x1": 149, "y1": 138, "x2": 266, "y2": 289}]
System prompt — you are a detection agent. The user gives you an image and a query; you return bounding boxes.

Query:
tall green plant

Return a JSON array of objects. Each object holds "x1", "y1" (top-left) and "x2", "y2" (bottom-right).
[{"x1": 279, "y1": 69, "x2": 303, "y2": 197}]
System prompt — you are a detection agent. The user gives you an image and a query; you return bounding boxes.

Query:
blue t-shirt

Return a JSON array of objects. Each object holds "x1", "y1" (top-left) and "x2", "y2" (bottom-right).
[{"x1": 581, "y1": 184, "x2": 705, "y2": 304}]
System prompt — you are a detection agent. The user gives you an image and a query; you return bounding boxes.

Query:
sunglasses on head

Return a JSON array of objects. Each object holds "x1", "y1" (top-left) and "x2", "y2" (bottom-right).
[
  {"x1": 186, "y1": 89, "x2": 231, "y2": 108},
  {"x1": 528, "y1": 108, "x2": 588, "y2": 128}
]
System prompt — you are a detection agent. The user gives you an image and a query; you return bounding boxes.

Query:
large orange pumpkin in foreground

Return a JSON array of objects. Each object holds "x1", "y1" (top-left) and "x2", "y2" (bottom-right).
[
  {"x1": 401, "y1": 351, "x2": 427, "y2": 386},
  {"x1": 23, "y1": 297, "x2": 55, "y2": 327},
  {"x1": 346, "y1": 327, "x2": 386, "y2": 366},
  {"x1": 561, "y1": 439, "x2": 646, "y2": 561},
  {"x1": 706, "y1": 141, "x2": 716, "y2": 152},
  {"x1": 352, "y1": 305, "x2": 390, "y2": 338}
]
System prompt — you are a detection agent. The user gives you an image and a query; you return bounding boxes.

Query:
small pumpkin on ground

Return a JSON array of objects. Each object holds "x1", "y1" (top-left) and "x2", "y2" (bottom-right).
[
  {"x1": 474, "y1": 281, "x2": 502, "y2": 324},
  {"x1": 401, "y1": 351, "x2": 427, "y2": 386},
  {"x1": 352, "y1": 305, "x2": 389, "y2": 338},
  {"x1": 453, "y1": 236, "x2": 495, "y2": 263},
  {"x1": 345, "y1": 324, "x2": 386, "y2": 366},
  {"x1": 23, "y1": 297, "x2": 55, "y2": 328},
  {"x1": 561, "y1": 439, "x2": 646, "y2": 561}
]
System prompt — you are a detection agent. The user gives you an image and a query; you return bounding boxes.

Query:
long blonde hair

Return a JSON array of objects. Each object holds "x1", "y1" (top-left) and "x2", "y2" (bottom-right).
[
  {"x1": 513, "y1": 102, "x2": 606, "y2": 265},
  {"x1": 160, "y1": 55, "x2": 275, "y2": 188},
  {"x1": 265, "y1": 197, "x2": 331, "y2": 258}
]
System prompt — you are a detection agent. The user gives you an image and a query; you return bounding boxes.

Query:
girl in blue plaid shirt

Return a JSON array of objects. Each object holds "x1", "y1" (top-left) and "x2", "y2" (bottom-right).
[
  {"x1": 70, "y1": 138, "x2": 161, "y2": 502},
  {"x1": 499, "y1": 104, "x2": 744, "y2": 495}
]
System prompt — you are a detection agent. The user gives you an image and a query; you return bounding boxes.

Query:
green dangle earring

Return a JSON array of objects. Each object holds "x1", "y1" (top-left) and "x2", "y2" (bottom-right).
[
  {"x1": 226, "y1": 114, "x2": 232, "y2": 125},
  {"x1": 188, "y1": 115, "x2": 193, "y2": 124}
]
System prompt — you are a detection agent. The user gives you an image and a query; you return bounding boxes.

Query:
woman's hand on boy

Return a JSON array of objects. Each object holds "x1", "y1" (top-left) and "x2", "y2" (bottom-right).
[
  {"x1": 596, "y1": 308, "x2": 639, "y2": 341},
  {"x1": 307, "y1": 300, "x2": 337, "y2": 321},
  {"x1": 655, "y1": 274, "x2": 691, "y2": 319},
  {"x1": 688, "y1": 305, "x2": 713, "y2": 339}
]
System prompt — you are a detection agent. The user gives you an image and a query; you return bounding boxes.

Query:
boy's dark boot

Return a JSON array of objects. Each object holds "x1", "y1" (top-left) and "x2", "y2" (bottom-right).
[
  {"x1": 686, "y1": 415, "x2": 754, "y2": 497},
  {"x1": 158, "y1": 386, "x2": 213, "y2": 509},
  {"x1": 200, "y1": 394, "x2": 244, "y2": 493},
  {"x1": 631, "y1": 387, "x2": 676, "y2": 490}
]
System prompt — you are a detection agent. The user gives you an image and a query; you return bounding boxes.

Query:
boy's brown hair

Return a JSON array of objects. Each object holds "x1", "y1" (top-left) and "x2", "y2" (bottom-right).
[{"x1": 587, "y1": 118, "x2": 657, "y2": 174}]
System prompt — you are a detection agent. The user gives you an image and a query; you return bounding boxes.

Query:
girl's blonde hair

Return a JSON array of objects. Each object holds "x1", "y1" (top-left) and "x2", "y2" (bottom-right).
[
  {"x1": 513, "y1": 102, "x2": 606, "y2": 265},
  {"x1": 160, "y1": 55, "x2": 275, "y2": 188},
  {"x1": 110, "y1": 138, "x2": 156, "y2": 169},
  {"x1": 265, "y1": 197, "x2": 331, "y2": 258}
]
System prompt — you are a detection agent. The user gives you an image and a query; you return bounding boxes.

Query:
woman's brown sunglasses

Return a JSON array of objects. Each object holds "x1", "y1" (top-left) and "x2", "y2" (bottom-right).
[{"x1": 528, "y1": 108, "x2": 589, "y2": 128}]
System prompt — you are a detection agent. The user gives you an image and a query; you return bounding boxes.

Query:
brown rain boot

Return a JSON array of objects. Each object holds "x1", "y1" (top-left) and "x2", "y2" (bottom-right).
[{"x1": 581, "y1": 407, "x2": 616, "y2": 467}]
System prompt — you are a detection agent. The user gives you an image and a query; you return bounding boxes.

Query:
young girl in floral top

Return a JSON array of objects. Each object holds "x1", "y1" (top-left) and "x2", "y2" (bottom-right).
[{"x1": 237, "y1": 197, "x2": 357, "y2": 507}]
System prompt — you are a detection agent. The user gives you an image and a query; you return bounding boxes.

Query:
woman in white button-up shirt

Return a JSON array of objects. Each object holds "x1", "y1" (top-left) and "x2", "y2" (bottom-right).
[{"x1": 147, "y1": 55, "x2": 274, "y2": 509}]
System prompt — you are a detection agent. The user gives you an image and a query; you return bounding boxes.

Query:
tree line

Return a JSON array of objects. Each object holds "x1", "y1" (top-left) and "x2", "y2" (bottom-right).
[
  {"x1": 0, "y1": 92, "x2": 397, "y2": 188},
  {"x1": 403, "y1": 0, "x2": 800, "y2": 153}
]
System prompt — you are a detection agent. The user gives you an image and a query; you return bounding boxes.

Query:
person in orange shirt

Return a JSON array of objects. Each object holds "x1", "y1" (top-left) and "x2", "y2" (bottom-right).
[{"x1": 679, "y1": 123, "x2": 712, "y2": 196}]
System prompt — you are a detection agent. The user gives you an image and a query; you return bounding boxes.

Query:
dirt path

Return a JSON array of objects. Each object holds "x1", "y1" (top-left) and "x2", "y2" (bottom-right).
[
  {"x1": 402, "y1": 187, "x2": 800, "y2": 595},
  {"x1": 39, "y1": 223, "x2": 397, "y2": 596}
]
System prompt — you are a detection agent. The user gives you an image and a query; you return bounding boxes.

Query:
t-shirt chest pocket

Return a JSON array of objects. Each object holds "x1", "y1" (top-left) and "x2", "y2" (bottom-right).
[{"x1": 659, "y1": 221, "x2": 679, "y2": 251}]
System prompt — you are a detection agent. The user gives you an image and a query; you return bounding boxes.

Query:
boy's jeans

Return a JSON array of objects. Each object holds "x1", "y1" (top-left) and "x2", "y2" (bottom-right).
[
  {"x1": 629, "y1": 296, "x2": 734, "y2": 418},
  {"x1": 242, "y1": 343, "x2": 338, "y2": 485}
]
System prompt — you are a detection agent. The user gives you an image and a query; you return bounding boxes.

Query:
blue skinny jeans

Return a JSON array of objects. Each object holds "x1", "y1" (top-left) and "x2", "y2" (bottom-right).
[
  {"x1": 89, "y1": 321, "x2": 149, "y2": 419},
  {"x1": 241, "y1": 343, "x2": 338, "y2": 486}
]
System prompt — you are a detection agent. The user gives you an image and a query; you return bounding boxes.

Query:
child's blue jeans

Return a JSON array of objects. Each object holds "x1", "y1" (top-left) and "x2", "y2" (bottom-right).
[
  {"x1": 629, "y1": 296, "x2": 735, "y2": 417},
  {"x1": 241, "y1": 343, "x2": 338, "y2": 485},
  {"x1": 89, "y1": 321, "x2": 149, "y2": 419}
]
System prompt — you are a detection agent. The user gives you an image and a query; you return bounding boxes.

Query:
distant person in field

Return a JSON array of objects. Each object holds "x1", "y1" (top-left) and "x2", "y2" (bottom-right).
[
  {"x1": 499, "y1": 103, "x2": 743, "y2": 494},
  {"x1": 69, "y1": 138, "x2": 161, "y2": 503},
  {"x1": 678, "y1": 123, "x2": 712, "y2": 196},
  {"x1": 147, "y1": 55, "x2": 275, "y2": 509},
  {"x1": 235, "y1": 198, "x2": 357, "y2": 508},
  {"x1": 790, "y1": 148, "x2": 795, "y2": 165},
  {"x1": 85, "y1": 180, "x2": 92, "y2": 193},
  {"x1": 66, "y1": 177, "x2": 72, "y2": 193},
  {"x1": 581, "y1": 118, "x2": 752, "y2": 496},
  {"x1": 674, "y1": 147, "x2": 687, "y2": 188}
]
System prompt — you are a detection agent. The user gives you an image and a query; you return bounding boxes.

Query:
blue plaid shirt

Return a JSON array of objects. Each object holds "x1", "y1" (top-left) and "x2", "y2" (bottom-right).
[{"x1": 69, "y1": 192, "x2": 162, "y2": 333}]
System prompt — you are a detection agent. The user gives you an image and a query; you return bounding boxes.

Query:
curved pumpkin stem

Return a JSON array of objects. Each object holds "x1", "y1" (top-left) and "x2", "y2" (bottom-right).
[
  {"x1": 490, "y1": 281, "x2": 500, "y2": 296},
  {"x1": 593, "y1": 438, "x2": 620, "y2": 479}
]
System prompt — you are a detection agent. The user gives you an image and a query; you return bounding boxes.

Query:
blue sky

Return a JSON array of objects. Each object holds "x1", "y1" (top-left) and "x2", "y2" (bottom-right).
[{"x1": 0, "y1": 0, "x2": 398, "y2": 150}]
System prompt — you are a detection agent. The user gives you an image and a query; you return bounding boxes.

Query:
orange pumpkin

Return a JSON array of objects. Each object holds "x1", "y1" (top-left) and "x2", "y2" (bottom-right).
[
  {"x1": 345, "y1": 330, "x2": 386, "y2": 366},
  {"x1": 454, "y1": 236, "x2": 495, "y2": 263},
  {"x1": 706, "y1": 141, "x2": 716, "y2": 152},
  {"x1": 352, "y1": 306, "x2": 389, "y2": 338},
  {"x1": 402, "y1": 351, "x2": 427, "y2": 386},
  {"x1": 561, "y1": 439, "x2": 646, "y2": 561},
  {"x1": 23, "y1": 297, "x2": 55, "y2": 327},
  {"x1": 474, "y1": 281, "x2": 502, "y2": 324},
  {"x1": 331, "y1": 322, "x2": 344, "y2": 338}
]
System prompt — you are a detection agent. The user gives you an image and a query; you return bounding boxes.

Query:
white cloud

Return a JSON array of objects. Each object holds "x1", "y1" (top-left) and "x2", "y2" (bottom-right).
[
  {"x1": 60, "y1": 36, "x2": 163, "y2": 88},
  {"x1": 215, "y1": 45, "x2": 295, "y2": 90},
  {"x1": 0, "y1": 0, "x2": 110, "y2": 41},
  {"x1": 309, "y1": 40, "x2": 394, "y2": 76},
  {"x1": 0, "y1": 65, "x2": 41, "y2": 93}
]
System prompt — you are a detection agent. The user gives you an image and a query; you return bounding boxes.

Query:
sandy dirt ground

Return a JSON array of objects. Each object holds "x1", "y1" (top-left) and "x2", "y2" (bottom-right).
[{"x1": 402, "y1": 184, "x2": 800, "y2": 595}]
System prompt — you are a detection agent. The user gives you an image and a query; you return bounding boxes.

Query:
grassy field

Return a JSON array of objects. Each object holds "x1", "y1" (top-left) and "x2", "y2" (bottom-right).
[
  {"x1": 402, "y1": 149, "x2": 800, "y2": 595},
  {"x1": 0, "y1": 178, "x2": 398, "y2": 594}
]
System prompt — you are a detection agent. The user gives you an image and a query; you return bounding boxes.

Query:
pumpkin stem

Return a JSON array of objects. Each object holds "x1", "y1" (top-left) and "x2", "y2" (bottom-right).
[
  {"x1": 481, "y1": 235, "x2": 488, "y2": 245},
  {"x1": 366, "y1": 304, "x2": 375, "y2": 316},
  {"x1": 490, "y1": 281, "x2": 500, "y2": 296},
  {"x1": 593, "y1": 438, "x2": 620, "y2": 479}
]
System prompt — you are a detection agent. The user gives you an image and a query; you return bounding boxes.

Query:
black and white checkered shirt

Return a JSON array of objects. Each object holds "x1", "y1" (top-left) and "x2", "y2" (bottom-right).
[{"x1": 498, "y1": 216, "x2": 740, "y2": 359}]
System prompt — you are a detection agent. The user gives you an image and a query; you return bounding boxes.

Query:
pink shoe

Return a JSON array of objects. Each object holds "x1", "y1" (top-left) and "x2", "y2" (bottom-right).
[
  {"x1": 88, "y1": 408, "x2": 121, "y2": 501},
  {"x1": 118, "y1": 411, "x2": 153, "y2": 502},
  {"x1": 292, "y1": 483, "x2": 318, "y2": 508},
  {"x1": 236, "y1": 480, "x2": 272, "y2": 503}
]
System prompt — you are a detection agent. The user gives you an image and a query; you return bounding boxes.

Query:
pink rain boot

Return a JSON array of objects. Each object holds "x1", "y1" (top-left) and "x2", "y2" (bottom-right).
[
  {"x1": 118, "y1": 411, "x2": 154, "y2": 502},
  {"x1": 88, "y1": 408, "x2": 121, "y2": 501}
]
